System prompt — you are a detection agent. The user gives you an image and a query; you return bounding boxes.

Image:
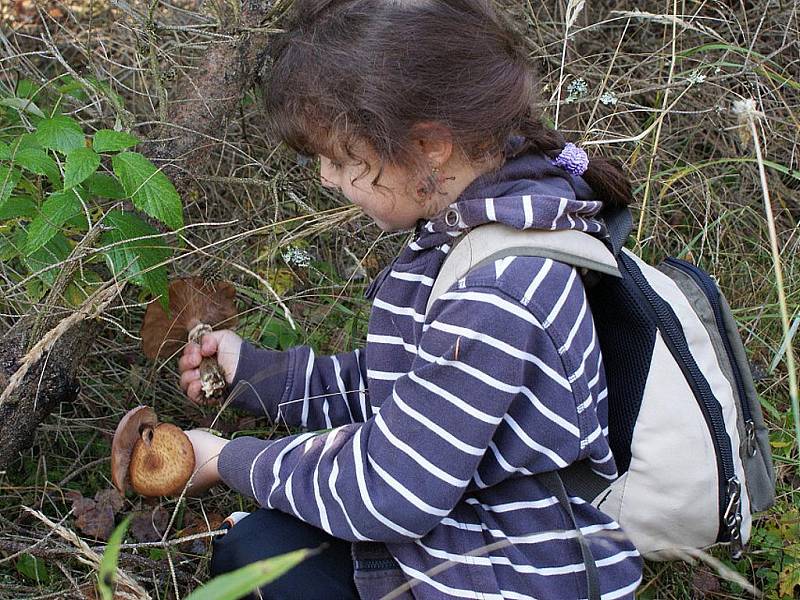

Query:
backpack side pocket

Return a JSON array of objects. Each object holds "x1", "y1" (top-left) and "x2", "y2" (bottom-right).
[{"x1": 659, "y1": 259, "x2": 776, "y2": 514}]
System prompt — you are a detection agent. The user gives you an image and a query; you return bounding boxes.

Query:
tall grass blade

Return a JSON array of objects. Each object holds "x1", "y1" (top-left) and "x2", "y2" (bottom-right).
[
  {"x1": 98, "y1": 515, "x2": 132, "y2": 600},
  {"x1": 565, "y1": 0, "x2": 586, "y2": 29},
  {"x1": 554, "y1": 0, "x2": 586, "y2": 127},
  {"x1": 183, "y1": 547, "x2": 314, "y2": 600},
  {"x1": 736, "y1": 98, "x2": 800, "y2": 465}
]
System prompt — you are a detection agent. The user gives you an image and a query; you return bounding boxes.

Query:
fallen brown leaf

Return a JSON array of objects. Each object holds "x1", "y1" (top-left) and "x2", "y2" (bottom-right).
[
  {"x1": 68, "y1": 488, "x2": 125, "y2": 541},
  {"x1": 130, "y1": 506, "x2": 169, "y2": 543}
]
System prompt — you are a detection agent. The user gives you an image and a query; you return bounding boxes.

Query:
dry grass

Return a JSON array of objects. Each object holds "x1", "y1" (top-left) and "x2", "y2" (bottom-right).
[{"x1": 0, "y1": 0, "x2": 798, "y2": 598}]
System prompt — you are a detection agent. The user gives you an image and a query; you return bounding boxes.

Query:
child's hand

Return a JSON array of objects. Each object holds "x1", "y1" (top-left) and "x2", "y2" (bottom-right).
[
  {"x1": 179, "y1": 329, "x2": 242, "y2": 404},
  {"x1": 183, "y1": 429, "x2": 229, "y2": 495}
]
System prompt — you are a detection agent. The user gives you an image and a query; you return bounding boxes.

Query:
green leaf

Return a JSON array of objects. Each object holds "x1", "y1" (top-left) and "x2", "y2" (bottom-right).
[
  {"x1": 112, "y1": 152, "x2": 182, "y2": 230},
  {"x1": 64, "y1": 147, "x2": 100, "y2": 189},
  {"x1": 65, "y1": 211, "x2": 90, "y2": 232},
  {"x1": 65, "y1": 269, "x2": 103, "y2": 306},
  {"x1": 93, "y1": 129, "x2": 139, "y2": 153},
  {"x1": 184, "y1": 549, "x2": 312, "y2": 600},
  {"x1": 85, "y1": 76, "x2": 126, "y2": 109},
  {"x1": 98, "y1": 516, "x2": 131, "y2": 600},
  {"x1": 26, "y1": 277, "x2": 47, "y2": 301},
  {"x1": 35, "y1": 115, "x2": 85, "y2": 154},
  {"x1": 0, "y1": 165, "x2": 22, "y2": 205},
  {"x1": 24, "y1": 189, "x2": 82, "y2": 255},
  {"x1": 57, "y1": 76, "x2": 90, "y2": 102},
  {"x1": 0, "y1": 196, "x2": 37, "y2": 220},
  {"x1": 23, "y1": 232, "x2": 70, "y2": 286},
  {"x1": 16, "y1": 132, "x2": 44, "y2": 151},
  {"x1": 0, "y1": 230, "x2": 20, "y2": 261},
  {"x1": 83, "y1": 173, "x2": 126, "y2": 199},
  {"x1": 13, "y1": 147, "x2": 61, "y2": 186},
  {"x1": 0, "y1": 97, "x2": 46, "y2": 119},
  {"x1": 16, "y1": 553, "x2": 51, "y2": 584},
  {"x1": 15, "y1": 78, "x2": 40, "y2": 99},
  {"x1": 261, "y1": 317, "x2": 301, "y2": 351},
  {"x1": 0, "y1": 140, "x2": 10, "y2": 160},
  {"x1": 101, "y1": 210, "x2": 169, "y2": 302}
]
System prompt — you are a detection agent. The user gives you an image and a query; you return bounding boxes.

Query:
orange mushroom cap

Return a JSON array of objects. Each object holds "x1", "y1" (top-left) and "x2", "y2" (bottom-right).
[
  {"x1": 129, "y1": 423, "x2": 195, "y2": 497},
  {"x1": 111, "y1": 405, "x2": 157, "y2": 494},
  {"x1": 141, "y1": 277, "x2": 238, "y2": 360},
  {"x1": 111, "y1": 406, "x2": 196, "y2": 497}
]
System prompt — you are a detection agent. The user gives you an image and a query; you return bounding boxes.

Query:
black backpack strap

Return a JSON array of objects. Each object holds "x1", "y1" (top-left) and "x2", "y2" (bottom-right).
[
  {"x1": 598, "y1": 205, "x2": 633, "y2": 256},
  {"x1": 539, "y1": 471, "x2": 601, "y2": 600}
]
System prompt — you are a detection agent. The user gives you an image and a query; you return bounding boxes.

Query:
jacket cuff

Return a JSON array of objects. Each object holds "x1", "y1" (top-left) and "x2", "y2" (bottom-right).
[
  {"x1": 226, "y1": 341, "x2": 293, "y2": 420},
  {"x1": 217, "y1": 436, "x2": 272, "y2": 501}
]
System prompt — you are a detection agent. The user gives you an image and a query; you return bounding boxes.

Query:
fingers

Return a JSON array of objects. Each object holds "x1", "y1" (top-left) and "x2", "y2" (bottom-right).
[
  {"x1": 179, "y1": 343, "x2": 202, "y2": 372},
  {"x1": 179, "y1": 346, "x2": 206, "y2": 403},
  {"x1": 201, "y1": 334, "x2": 219, "y2": 357},
  {"x1": 180, "y1": 367, "x2": 199, "y2": 392},
  {"x1": 186, "y1": 379, "x2": 203, "y2": 403},
  {"x1": 178, "y1": 333, "x2": 232, "y2": 405}
]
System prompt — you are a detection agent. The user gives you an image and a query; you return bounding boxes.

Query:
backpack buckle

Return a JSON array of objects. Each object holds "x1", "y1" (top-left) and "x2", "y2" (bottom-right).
[{"x1": 724, "y1": 477, "x2": 744, "y2": 559}]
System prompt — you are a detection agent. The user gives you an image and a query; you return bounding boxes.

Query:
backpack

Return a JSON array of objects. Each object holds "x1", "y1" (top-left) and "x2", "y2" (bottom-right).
[{"x1": 426, "y1": 206, "x2": 776, "y2": 561}]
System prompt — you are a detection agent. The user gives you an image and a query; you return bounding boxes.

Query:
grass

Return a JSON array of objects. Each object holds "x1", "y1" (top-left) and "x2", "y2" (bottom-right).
[{"x1": 0, "y1": 0, "x2": 798, "y2": 598}]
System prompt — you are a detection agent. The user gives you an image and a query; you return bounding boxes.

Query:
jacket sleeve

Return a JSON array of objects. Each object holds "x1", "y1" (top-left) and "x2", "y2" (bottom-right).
[
  {"x1": 217, "y1": 286, "x2": 582, "y2": 542},
  {"x1": 227, "y1": 341, "x2": 370, "y2": 428}
]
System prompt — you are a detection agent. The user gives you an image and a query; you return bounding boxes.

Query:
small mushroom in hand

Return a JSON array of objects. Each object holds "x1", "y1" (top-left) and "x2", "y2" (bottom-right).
[
  {"x1": 141, "y1": 277, "x2": 238, "y2": 404},
  {"x1": 111, "y1": 406, "x2": 195, "y2": 497}
]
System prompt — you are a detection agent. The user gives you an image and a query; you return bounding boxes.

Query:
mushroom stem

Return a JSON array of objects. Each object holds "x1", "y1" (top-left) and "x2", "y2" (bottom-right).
[{"x1": 188, "y1": 323, "x2": 227, "y2": 403}]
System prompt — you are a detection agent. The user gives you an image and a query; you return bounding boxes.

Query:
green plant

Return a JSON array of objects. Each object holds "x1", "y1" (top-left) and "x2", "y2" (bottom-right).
[
  {"x1": 97, "y1": 515, "x2": 131, "y2": 600},
  {"x1": 183, "y1": 548, "x2": 313, "y2": 600},
  {"x1": 0, "y1": 75, "x2": 183, "y2": 311}
]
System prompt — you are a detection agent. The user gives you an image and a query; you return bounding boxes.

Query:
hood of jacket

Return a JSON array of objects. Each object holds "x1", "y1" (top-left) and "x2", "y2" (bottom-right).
[{"x1": 410, "y1": 146, "x2": 606, "y2": 252}]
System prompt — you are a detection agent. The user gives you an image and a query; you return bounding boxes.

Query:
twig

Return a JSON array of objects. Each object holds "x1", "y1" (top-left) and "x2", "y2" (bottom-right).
[
  {"x1": 0, "y1": 539, "x2": 194, "y2": 582},
  {"x1": 29, "y1": 226, "x2": 104, "y2": 349},
  {"x1": 0, "y1": 281, "x2": 126, "y2": 406},
  {"x1": 21, "y1": 506, "x2": 151, "y2": 600},
  {"x1": 106, "y1": 528, "x2": 227, "y2": 551},
  {"x1": 58, "y1": 455, "x2": 110, "y2": 488}
]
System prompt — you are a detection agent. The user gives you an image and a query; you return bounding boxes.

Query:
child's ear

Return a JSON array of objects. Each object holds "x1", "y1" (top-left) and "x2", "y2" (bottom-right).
[{"x1": 410, "y1": 121, "x2": 454, "y2": 168}]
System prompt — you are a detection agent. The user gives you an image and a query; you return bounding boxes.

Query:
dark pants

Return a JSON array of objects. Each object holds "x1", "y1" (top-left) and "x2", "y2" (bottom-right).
[{"x1": 210, "y1": 509, "x2": 360, "y2": 600}]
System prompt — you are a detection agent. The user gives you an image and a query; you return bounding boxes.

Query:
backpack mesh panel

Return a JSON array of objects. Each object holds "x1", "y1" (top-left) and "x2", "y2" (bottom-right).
[{"x1": 587, "y1": 270, "x2": 658, "y2": 474}]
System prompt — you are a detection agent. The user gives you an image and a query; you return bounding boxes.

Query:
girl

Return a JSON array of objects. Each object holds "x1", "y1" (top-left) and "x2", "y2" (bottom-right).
[{"x1": 179, "y1": 0, "x2": 644, "y2": 598}]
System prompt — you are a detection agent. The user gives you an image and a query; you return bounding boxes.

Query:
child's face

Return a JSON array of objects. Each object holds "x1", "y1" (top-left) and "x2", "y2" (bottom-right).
[{"x1": 318, "y1": 144, "x2": 430, "y2": 232}]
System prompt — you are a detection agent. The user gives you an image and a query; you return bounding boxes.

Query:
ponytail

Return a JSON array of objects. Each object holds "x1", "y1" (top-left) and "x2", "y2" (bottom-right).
[{"x1": 512, "y1": 116, "x2": 635, "y2": 209}]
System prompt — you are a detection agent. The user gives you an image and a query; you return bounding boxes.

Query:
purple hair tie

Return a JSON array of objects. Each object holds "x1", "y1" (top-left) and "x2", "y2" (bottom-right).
[{"x1": 552, "y1": 142, "x2": 589, "y2": 176}]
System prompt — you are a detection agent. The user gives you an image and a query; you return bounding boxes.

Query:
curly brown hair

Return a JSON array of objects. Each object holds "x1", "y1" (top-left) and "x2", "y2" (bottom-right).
[{"x1": 260, "y1": 0, "x2": 633, "y2": 208}]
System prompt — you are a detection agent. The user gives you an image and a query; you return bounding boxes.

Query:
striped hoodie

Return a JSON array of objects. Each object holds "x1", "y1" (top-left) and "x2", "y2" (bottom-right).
[{"x1": 217, "y1": 150, "x2": 643, "y2": 599}]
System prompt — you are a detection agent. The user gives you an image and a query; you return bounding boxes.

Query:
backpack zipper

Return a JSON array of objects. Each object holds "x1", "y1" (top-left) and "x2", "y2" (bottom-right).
[
  {"x1": 663, "y1": 257, "x2": 757, "y2": 457},
  {"x1": 619, "y1": 253, "x2": 743, "y2": 557}
]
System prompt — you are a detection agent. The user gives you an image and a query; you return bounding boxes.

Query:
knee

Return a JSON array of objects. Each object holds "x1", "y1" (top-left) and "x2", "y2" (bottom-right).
[
  {"x1": 209, "y1": 509, "x2": 309, "y2": 576},
  {"x1": 210, "y1": 521, "x2": 251, "y2": 576},
  {"x1": 208, "y1": 509, "x2": 359, "y2": 600},
  {"x1": 210, "y1": 511, "x2": 268, "y2": 575}
]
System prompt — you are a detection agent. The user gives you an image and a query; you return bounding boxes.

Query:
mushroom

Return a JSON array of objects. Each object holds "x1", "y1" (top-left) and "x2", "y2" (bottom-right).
[
  {"x1": 140, "y1": 277, "x2": 238, "y2": 403},
  {"x1": 111, "y1": 405, "x2": 195, "y2": 497}
]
